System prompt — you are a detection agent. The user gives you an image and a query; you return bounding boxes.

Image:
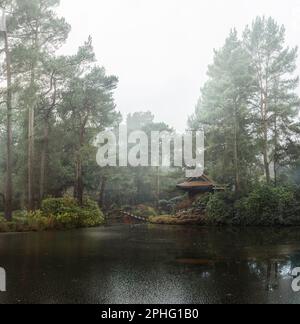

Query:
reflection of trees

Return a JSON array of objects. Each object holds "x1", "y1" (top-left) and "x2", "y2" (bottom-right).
[
  {"x1": 0, "y1": 226, "x2": 300, "y2": 303},
  {"x1": 266, "y1": 261, "x2": 279, "y2": 291},
  {"x1": 248, "y1": 260, "x2": 294, "y2": 292},
  {"x1": 172, "y1": 226, "x2": 300, "y2": 303}
]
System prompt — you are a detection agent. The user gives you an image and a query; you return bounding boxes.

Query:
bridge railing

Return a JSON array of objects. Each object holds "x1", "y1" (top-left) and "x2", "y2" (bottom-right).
[{"x1": 119, "y1": 211, "x2": 148, "y2": 222}]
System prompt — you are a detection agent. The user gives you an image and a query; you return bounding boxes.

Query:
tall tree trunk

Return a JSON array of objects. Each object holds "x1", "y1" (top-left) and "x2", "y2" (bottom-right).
[
  {"x1": 75, "y1": 125, "x2": 85, "y2": 205},
  {"x1": 4, "y1": 30, "x2": 13, "y2": 221},
  {"x1": 274, "y1": 115, "x2": 278, "y2": 187},
  {"x1": 75, "y1": 156, "x2": 83, "y2": 205},
  {"x1": 136, "y1": 168, "x2": 142, "y2": 204},
  {"x1": 39, "y1": 119, "x2": 49, "y2": 202},
  {"x1": 156, "y1": 167, "x2": 160, "y2": 209},
  {"x1": 261, "y1": 89, "x2": 270, "y2": 184},
  {"x1": 233, "y1": 102, "x2": 240, "y2": 193},
  {"x1": 263, "y1": 116, "x2": 270, "y2": 184},
  {"x1": 98, "y1": 176, "x2": 107, "y2": 207},
  {"x1": 39, "y1": 76, "x2": 57, "y2": 203},
  {"x1": 28, "y1": 86, "x2": 35, "y2": 210},
  {"x1": 28, "y1": 27, "x2": 39, "y2": 211}
]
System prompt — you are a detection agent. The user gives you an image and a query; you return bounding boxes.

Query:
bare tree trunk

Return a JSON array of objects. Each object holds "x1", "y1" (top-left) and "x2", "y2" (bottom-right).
[
  {"x1": 136, "y1": 168, "x2": 143, "y2": 204},
  {"x1": 274, "y1": 116, "x2": 278, "y2": 187},
  {"x1": 75, "y1": 125, "x2": 85, "y2": 205},
  {"x1": 39, "y1": 76, "x2": 57, "y2": 203},
  {"x1": 28, "y1": 88, "x2": 35, "y2": 210},
  {"x1": 75, "y1": 156, "x2": 83, "y2": 205},
  {"x1": 156, "y1": 167, "x2": 160, "y2": 209},
  {"x1": 233, "y1": 102, "x2": 240, "y2": 193},
  {"x1": 99, "y1": 176, "x2": 107, "y2": 207},
  {"x1": 263, "y1": 118, "x2": 270, "y2": 184},
  {"x1": 260, "y1": 89, "x2": 270, "y2": 184},
  {"x1": 0, "y1": 193, "x2": 5, "y2": 208},
  {"x1": 4, "y1": 31, "x2": 13, "y2": 221},
  {"x1": 39, "y1": 120, "x2": 49, "y2": 201},
  {"x1": 27, "y1": 60, "x2": 37, "y2": 211},
  {"x1": 28, "y1": 26, "x2": 39, "y2": 211}
]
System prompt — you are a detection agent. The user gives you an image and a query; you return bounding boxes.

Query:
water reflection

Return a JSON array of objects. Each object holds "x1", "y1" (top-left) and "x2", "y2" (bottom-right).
[{"x1": 0, "y1": 225, "x2": 299, "y2": 304}]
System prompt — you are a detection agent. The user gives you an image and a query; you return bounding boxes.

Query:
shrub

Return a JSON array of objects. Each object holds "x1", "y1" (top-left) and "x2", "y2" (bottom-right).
[
  {"x1": 158, "y1": 200, "x2": 172, "y2": 213},
  {"x1": 0, "y1": 217, "x2": 10, "y2": 232},
  {"x1": 169, "y1": 196, "x2": 185, "y2": 206},
  {"x1": 27, "y1": 210, "x2": 56, "y2": 231},
  {"x1": 156, "y1": 196, "x2": 187, "y2": 213},
  {"x1": 41, "y1": 196, "x2": 105, "y2": 228},
  {"x1": 0, "y1": 197, "x2": 105, "y2": 233},
  {"x1": 206, "y1": 192, "x2": 235, "y2": 224},
  {"x1": 132, "y1": 205, "x2": 157, "y2": 218},
  {"x1": 235, "y1": 185, "x2": 300, "y2": 226},
  {"x1": 77, "y1": 199, "x2": 105, "y2": 227},
  {"x1": 41, "y1": 196, "x2": 78, "y2": 215},
  {"x1": 192, "y1": 194, "x2": 211, "y2": 208}
]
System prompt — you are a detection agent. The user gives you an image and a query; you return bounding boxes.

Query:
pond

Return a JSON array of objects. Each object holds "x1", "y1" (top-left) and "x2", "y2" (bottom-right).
[{"x1": 0, "y1": 225, "x2": 300, "y2": 304}]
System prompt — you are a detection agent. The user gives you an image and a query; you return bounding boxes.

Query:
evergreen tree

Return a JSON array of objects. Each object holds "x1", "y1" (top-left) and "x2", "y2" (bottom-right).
[
  {"x1": 243, "y1": 16, "x2": 300, "y2": 183},
  {"x1": 59, "y1": 40, "x2": 120, "y2": 204},
  {"x1": 189, "y1": 30, "x2": 256, "y2": 192},
  {"x1": 9, "y1": 0, "x2": 70, "y2": 209}
]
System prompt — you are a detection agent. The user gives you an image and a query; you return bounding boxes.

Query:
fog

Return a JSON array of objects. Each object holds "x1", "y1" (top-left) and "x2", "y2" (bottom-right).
[{"x1": 58, "y1": 0, "x2": 300, "y2": 132}]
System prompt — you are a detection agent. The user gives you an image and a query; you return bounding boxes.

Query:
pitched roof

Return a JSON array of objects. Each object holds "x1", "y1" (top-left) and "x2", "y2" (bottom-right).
[{"x1": 177, "y1": 174, "x2": 221, "y2": 191}]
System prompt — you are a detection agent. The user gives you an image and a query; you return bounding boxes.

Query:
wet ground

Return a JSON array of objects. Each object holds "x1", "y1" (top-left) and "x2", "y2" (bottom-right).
[{"x1": 0, "y1": 224, "x2": 300, "y2": 304}]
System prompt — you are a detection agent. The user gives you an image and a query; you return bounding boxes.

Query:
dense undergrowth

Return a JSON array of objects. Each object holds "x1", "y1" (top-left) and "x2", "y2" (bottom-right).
[
  {"x1": 149, "y1": 184, "x2": 300, "y2": 226},
  {"x1": 0, "y1": 196, "x2": 105, "y2": 233}
]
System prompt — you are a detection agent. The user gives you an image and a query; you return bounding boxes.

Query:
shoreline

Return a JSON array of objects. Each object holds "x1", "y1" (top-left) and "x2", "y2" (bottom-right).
[{"x1": 2, "y1": 221, "x2": 300, "y2": 234}]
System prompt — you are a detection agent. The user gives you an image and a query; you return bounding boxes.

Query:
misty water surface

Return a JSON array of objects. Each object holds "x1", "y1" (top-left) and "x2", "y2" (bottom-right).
[{"x1": 0, "y1": 225, "x2": 300, "y2": 304}]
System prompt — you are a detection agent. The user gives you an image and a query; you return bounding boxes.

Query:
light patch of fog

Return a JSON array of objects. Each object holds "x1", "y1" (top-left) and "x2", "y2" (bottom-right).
[{"x1": 58, "y1": 0, "x2": 300, "y2": 132}]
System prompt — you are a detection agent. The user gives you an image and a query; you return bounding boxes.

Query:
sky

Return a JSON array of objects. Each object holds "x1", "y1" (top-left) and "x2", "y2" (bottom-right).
[{"x1": 58, "y1": 0, "x2": 300, "y2": 132}]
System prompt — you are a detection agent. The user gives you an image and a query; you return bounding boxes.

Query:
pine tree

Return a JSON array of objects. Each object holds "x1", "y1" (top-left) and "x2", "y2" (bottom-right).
[
  {"x1": 190, "y1": 30, "x2": 256, "y2": 192},
  {"x1": 0, "y1": 2, "x2": 13, "y2": 220},
  {"x1": 10, "y1": 0, "x2": 70, "y2": 209},
  {"x1": 59, "y1": 40, "x2": 119, "y2": 204},
  {"x1": 243, "y1": 16, "x2": 300, "y2": 183}
]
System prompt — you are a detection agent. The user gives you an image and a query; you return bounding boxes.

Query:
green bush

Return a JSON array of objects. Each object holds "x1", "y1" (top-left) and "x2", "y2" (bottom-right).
[
  {"x1": 201, "y1": 185, "x2": 300, "y2": 226},
  {"x1": 192, "y1": 194, "x2": 211, "y2": 208},
  {"x1": 41, "y1": 196, "x2": 78, "y2": 215},
  {"x1": 206, "y1": 192, "x2": 235, "y2": 224},
  {"x1": 132, "y1": 205, "x2": 158, "y2": 218},
  {"x1": 27, "y1": 210, "x2": 56, "y2": 231},
  {"x1": 41, "y1": 196, "x2": 105, "y2": 228},
  {"x1": 0, "y1": 197, "x2": 105, "y2": 233},
  {"x1": 77, "y1": 199, "x2": 105, "y2": 227},
  {"x1": 235, "y1": 185, "x2": 300, "y2": 226},
  {"x1": 0, "y1": 211, "x2": 47, "y2": 232},
  {"x1": 158, "y1": 200, "x2": 171, "y2": 213},
  {"x1": 158, "y1": 196, "x2": 186, "y2": 213}
]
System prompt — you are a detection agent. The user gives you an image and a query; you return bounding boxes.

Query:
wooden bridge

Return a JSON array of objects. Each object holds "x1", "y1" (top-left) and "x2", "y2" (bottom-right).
[
  {"x1": 119, "y1": 211, "x2": 148, "y2": 223},
  {"x1": 105, "y1": 211, "x2": 148, "y2": 224}
]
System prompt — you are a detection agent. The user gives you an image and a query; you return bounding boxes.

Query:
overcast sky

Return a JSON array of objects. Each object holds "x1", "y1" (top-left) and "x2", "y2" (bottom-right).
[{"x1": 58, "y1": 0, "x2": 300, "y2": 132}]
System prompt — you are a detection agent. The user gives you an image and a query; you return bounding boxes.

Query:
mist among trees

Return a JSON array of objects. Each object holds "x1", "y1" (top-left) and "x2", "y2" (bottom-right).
[
  {"x1": 0, "y1": 1, "x2": 299, "y2": 228},
  {"x1": 189, "y1": 17, "x2": 300, "y2": 192}
]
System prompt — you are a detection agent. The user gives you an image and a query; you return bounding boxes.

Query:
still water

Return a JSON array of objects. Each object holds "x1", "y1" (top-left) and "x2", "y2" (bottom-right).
[{"x1": 0, "y1": 224, "x2": 300, "y2": 304}]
